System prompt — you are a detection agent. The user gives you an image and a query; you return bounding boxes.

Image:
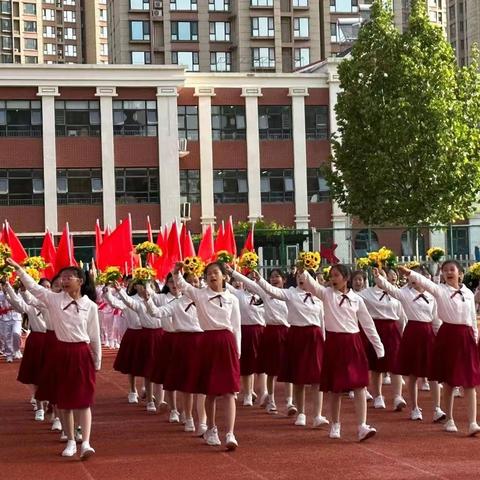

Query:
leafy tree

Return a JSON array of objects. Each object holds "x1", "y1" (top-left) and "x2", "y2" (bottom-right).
[{"x1": 325, "y1": 0, "x2": 480, "y2": 227}]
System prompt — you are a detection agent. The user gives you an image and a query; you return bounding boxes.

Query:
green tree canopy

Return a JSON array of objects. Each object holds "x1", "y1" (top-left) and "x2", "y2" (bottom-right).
[{"x1": 325, "y1": 0, "x2": 480, "y2": 226}]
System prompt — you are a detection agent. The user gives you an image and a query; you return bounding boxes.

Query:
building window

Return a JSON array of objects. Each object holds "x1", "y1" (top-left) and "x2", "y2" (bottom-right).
[
  {"x1": 44, "y1": 43, "x2": 57, "y2": 55},
  {"x1": 63, "y1": 10, "x2": 76, "y2": 23},
  {"x1": 171, "y1": 51, "x2": 199, "y2": 71},
  {"x1": 294, "y1": 47, "x2": 310, "y2": 68},
  {"x1": 64, "y1": 0, "x2": 76, "y2": 4},
  {"x1": 115, "y1": 168, "x2": 159, "y2": 204},
  {"x1": 100, "y1": 26, "x2": 108, "y2": 38},
  {"x1": 113, "y1": 100, "x2": 157, "y2": 136},
  {"x1": 258, "y1": 106, "x2": 291, "y2": 139},
  {"x1": 293, "y1": 0, "x2": 308, "y2": 6},
  {"x1": 65, "y1": 44, "x2": 77, "y2": 57},
  {"x1": 330, "y1": 0, "x2": 358, "y2": 13},
  {"x1": 2, "y1": 36, "x2": 12, "y2": 49},
  {"x1": 24, "y1": 3, "x2": 37, "y2": 15},
  {"x1": 25, "y1": 56, "x2": 38, "y2": 64},
  {"x1": 252, "y1": 47, "x2": 275, "y2": 69},
  {"x1": 211, "y1": 106, "x2": 246, "y2": 140},
  {"x1": 261, "y1": 169, "x2": 294, "y2": 202},
  {"x1": 99, "y1": 8, "x2": 107, "y2": 21},
  {"x1": 24, "y1": 38, "x2": 37, "y2": 50},
  {"x1": 330, "y1": 23, "x2": 338, "y2": 42},
  {"x1": 43, "y1": 26, "x2": 56, "y2": 38},
  {"x1": 307, "y1": 168, "x2": 330, "y2": 202},
  {"x1": 130, "y1": 0, "x2": 150, "y2": 9},
  {"x1": 171, "y1": 21, "x2": 198, "y2": 41},
  {"x1": 130, "y1": 20, "x2": 150, "y2": 41},
  {"x1": 447, "y1": 227, "x2": 469, "y2": 256},
  {"x1": 0, "y1": 100, "x2": 42, "y2": 137},
  {"x1": 1, "y1": 18, "x2": 12, "y2": 32},
  {"x1": 131, "y1": 51, "x2": 151, "y2": 64},
  {"x1": 213, "y1": 170, "x2": 248, "y2": 203},
  {"x1": 170, "y1": 0, "x2": 197, "y2": 11},
  {"x1": 251, "y1": 0, "x2": 273, "y2": 6},
  {"x1": 210, "y1": 51, "x2": 231, "y2": 71},
  {"x1": 0, "y1": 1, "x2": 11, "y2": 14},
  {"x1": 293, "y1": 17, "x2": 309, "y2": 37},
  {"x1": 55, "y1": 100, "x2": 101, "y2": 137},
  {"x1": 43, "y1": 8, "x2": 55, "y2": 20},
  {"x1": 354, "y1": 229, "x2": 379, "y2": 257},
  {"x1": 57, "y1": 169, "x2": 103, "y2": 205},
  {"x1": 24, "y1": 21, "x2": 37, "y2": 33},
  {"x1": 305, "y1": 106, "x2": 328, "y2": 139},
  {"x1": 100, "y1": 43, "x2": 108, "y2": 56},
  {"x1": 180, "y1": 169, "x2": 200, "y2": 203},
  {"x1": 209, "y1": 0, "x2": 230, "y2": 12},
  {"x1": 251, "y1": 17, "x2": 274, "y2": 37},
  {"x1": 0, "y1": 169, "x2": 44, "y2": 206},
  {"x1": 209, "y1": 22, "x2": 230, "y2": 41},
  {"x1": 178, "y1": 106, "x2": 198, "y2": 140},
  {"x1": 65, "y1": 28, "x2": 76, "y2": 40}
]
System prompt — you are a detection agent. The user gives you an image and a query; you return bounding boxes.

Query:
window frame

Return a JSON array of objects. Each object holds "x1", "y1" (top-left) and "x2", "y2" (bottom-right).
[
  {"x1": 258, "y1": 105, "x2": 292, "y2": 140},
  {"x1": 57, "y1": 168, "x2": 103, "y2": 205},
  {"x1": 113, "y1": 100, "x2": 158, "y2": 137},
  {"x1": 211, "y1": 105, "x2": 246, "y2": 140}
]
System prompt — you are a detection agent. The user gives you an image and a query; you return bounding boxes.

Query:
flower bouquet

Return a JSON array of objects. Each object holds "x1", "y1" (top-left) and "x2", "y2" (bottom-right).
[
  {"x1": 427, "y1": 247, "x2": 445, "y2": 263},
  {"x1": 355, "y1": 257, "x2": 370, "y2": 270},
  {"x1": 135, "y1": 241, "x2": 162, "y2": 256},
  {"x1": 297, "y1": 251, "x2": 321, "y2": 272},
  {"x1": 183, "y1": 256, "x2": 205, "y2": 277},
  {"x1": 0, "y1": 243, "x2": 14, "y2": 279},
  {"x1": 404, "y1": 261, "x2": 420, "y2": 270},
  {"x1": 368, "y1": 247, "x2": 396, "y2": 269},
  {"x1": 322, "y1": 266, "x2": 331, "y2": 280},
  {"x1": 215, "y1": 250, "x2": 234, "y2": 266},
  {"x1": 132, "y1": 266, "x2": 156, "y2": 285},
  {"x1": 238, "y1": 251, "x2": 259, "y2": 274},
  {"x1": 98, "y1": 266, "x2": 123, "y2": 286},
  {"x1": 22, "y1": 256, "x2": 48, "y2": 271}
]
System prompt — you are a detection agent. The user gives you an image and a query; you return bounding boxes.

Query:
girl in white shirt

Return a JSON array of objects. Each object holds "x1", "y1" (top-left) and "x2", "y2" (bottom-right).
[
  {"x1": 398, "y1": 261, "x2": 480, "y2": 435},
  {"x1": 373, "y1": 267, "x2": 446, "y2": 423},
  {"x1": 298, "y1": 265, "x2": 383, "y2": 442},
  {"x1": 254, "y1": 269, "x2": 328, "y2": 429},
  {"x1": 174, "y1": 261, "x2": 241, "y2": 451},
  {"x1": 8, "y1": 259, "x2": 101, "y2": 460}
]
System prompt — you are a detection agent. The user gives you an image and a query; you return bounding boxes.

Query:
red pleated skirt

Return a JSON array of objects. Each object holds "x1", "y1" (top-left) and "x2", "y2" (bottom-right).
[
  {"x1": 278, "y1": 325, "x2": 324, "y2": 385},
  {"x1": 196, "y1": 329, "x2": 240, "y2": 396},
  {"x1": 366, "y1": 319, "x2": 401, "y2": 373},
  {"x1": 320, "y1": 331, "x2": 369, "y2": 393},
  {"x1": 55, "y1": 341, "x2": 96, "y2": 410},
  {"x1": 113, "y1": 328, "x2": 143, "y2": 375},
  {"x1": 35, "y1": 330, "x2": 59, "y2": 403},
  {"x1": 394, "y1": 321, "x2": 435, "y2": 378},
  {"x1": 163, "y1": 331, "x2": 204, "y2": 393},
  {"x1": 132, "y1": 328, "x2": 164, "y2": 379},
  {"x1": 430, "y1": 323, "x2": 480, "y2": 388},
  {"x1": 149, "y1": 330, "x2": 173, "y2": 385},
  {"x1": 240, "y1": 324, "x2": 265, "y2": 376},
  {"x1": 257, "y1": 325, "x2": 289, "y2": 376},
  {"x1": 17, "y1": 331, "x2": 46, "y2": 386}
]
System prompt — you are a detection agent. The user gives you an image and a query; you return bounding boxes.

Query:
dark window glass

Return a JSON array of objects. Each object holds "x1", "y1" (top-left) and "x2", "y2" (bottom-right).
[
  {"x1": 258, "y1": 105, "x2": 292, "y2": 139},
  {"x1": 260, "y1": 169, "x2": 294, "y2": 202},
  {"x1": 0, "y1": 100, "x2": 42, "y2": 137},
  {"x1": 211, "y1": 105, "x2": 246, "y2": 140},
  {"x1": 57, "y1": 169, "x2": 103, "y2": 205},
  {"x1": 180, "y1": 169, "x2": 200, "y2": 203},
  {"x1": 115, "y1": 168, "x2": 159, "y2": 203},
  {"x1": 306, "y1": 168, "x2": 330, "y2": 202},
  {"x1": 305, "y1": 105, "x2": 328, "y2": 139},
  {"x1": 55, "y1": 100, "x2": 101, "y2": 137},
  {"x1": 0, "y1": 169, "x2": 44, "y2": 206},
  {"x1": 213, "y1": 169, "x2": 247, "y2": 203},
  {"x1": 178, "y1": 105, "x2": 198, "y2": 140},
  {"x1": 113, "y1": 100, "x2": 157, "y2": 136}
]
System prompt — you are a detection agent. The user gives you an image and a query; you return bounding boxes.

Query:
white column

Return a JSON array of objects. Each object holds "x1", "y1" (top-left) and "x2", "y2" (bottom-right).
[
  {"x1": 468, "y1": 212, "x2": 480, "y2": 260},
  {"x1": 327, "y1": 61, "x2": 351, "y2": 263},
  {"x1": 96, "y1": 86, "x2": 117, "y2": 229},
  {"x1": 194, "y1": 87, "x2": 215, "y2": 231},
  {"x1": 289, "y1": 87, "x2": 309, "y2": 230},
  {"x1": 37, "y1": 86, "x2": 59, "y2": 233},
  {"x1": 157, "y1": 86, "x2": 181, "y2": 225},
  {"x1": 241, "y1": 87, "x2": 262, "y2": 223}
]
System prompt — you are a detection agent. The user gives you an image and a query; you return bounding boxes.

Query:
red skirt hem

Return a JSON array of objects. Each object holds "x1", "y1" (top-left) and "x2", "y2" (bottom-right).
[
  {"x1": 257, "y1": 325, "x2": 289, "y2": 376},
  {"x1": 240, "y1": 324, "x2": 265, "y2": 376},
  {"x1": 131, "y1": 328, "x2": 164, "y2": 379},
  {"x1": 113, "y1": 328, "x2": 143, "y2": 375},
  {"x1": 17, "y1": 331, "x2": 45, "y2": 386},
  {"x1": 35, "y1": 330, "x2": 59, "y2": 403},
  {"x1": 149, "y1": 331, "x2": 173, "y2": 385},
  {"x1": 367, "y1": 319, "x2": 401, "y2": 373}
]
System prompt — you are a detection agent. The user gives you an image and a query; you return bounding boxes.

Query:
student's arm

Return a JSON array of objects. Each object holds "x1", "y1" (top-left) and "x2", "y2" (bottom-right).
[
  {"x1": 297, "y1": 271, "x2": 326, "y2": 301},
  {"x1": 470, "y1": 296, "x2": 478, "y2": 343},
  {"x1": 173, "y1": 272, "x2": 201, "y2": 303},
  {"x1": 145, "y1": 296, "x2": 174, "y2": 318},
  {"x1": 357, "y1": 299, "x2": 385, "y2": 358},
  {"x1": 15, "y1": 267, "x2": 55, "y2": 306},
  {"x1": 104, "y1": 288, "x2": 127, "y2": 311},
  {"x1": 373, "y1": 271, "x2": 402, "y2": 300},
  {"x1": 117, "y1": 288, "x2": 141, "y2": 313},
  {"x1": 4, "y1": 283, "x2": 28, "y2": 314},
  {"x1": 230, "y1": 297, "x2": 241, "y2": 358},
  {"x1": 231, "y1": 270, "x2": 267, "y2": 299},
  {"x1": 398, "y1": 267, "x2": 441, "y2": 297},
  {"x1": 87, "y1": 304, "x2": 102, "y2": 370},
  {"x1": 19, "y1": 289, "x2": 44, "y2": 308},
  {"x1": 256, "y1": 277, "x2": 290, "y2": 302},
  {"x1": 431, "y1": 299, "x2": 442, "y2": 335}
]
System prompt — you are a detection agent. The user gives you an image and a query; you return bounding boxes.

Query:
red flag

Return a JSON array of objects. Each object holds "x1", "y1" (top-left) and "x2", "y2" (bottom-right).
[
  {"x1": 224, "y1": 216, "x2": 237, "y2": 256},
  {"x1": 242, "y1": 224, "x2": 255, "y2": 253},
  {"x1": 214, "y1": 221, "x2": 225, "y2": 253},
  {"x1": 95, "y1": 219, "x2": 103, "y2": 268},
  {"x1": 40, "y1": 230, "x2": 56, "y2": 280},
  {"x1": 1, "y1": 220, "x2": 27, "y2": 263},
  {"x1": 54, "y1": 223, "x2": 76, "y2": 275},
  {"x1": 198, "y1": 224, "x2": 214, "y2": 263},
  {"x1": 147, "y1": 216, "x2": 153, "y2": 242},
  {"x1": 98, "y1": 216, "x2": 134, "y2": 274},
  {"x1": 181, "y1": 229, "x2": 196, "y2": 259},
  {"x1": 167, "y1": 222, "x2": 182, "y2": 267}
]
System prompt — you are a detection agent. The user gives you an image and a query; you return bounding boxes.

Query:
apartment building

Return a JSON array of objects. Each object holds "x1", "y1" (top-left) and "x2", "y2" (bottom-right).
[
  {"x1": 392, "y1": 0, "x2": 447, "y2": 33},
  {"x1": 0, "y1": 0, "x2": 108, "y2": 64}
]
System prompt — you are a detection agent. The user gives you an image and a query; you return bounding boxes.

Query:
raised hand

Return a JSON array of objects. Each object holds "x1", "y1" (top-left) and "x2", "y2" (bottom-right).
[
  {"x1": 397, "y1": 265, "x2": 411, "y2": 277},
  {"x1": 173, "y1": 262, "x2": 184, "y2": 274},
  {"x1": 6, "y1": 258, "x2": 21, "y2": 270}
]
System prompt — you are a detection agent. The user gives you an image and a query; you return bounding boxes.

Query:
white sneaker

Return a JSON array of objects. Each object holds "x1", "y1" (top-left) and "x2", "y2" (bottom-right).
[
  {"x1": 62, "y1": 440, "x2": 77, "y2": 457},
  {"x1": 259, "y1": 392, "x2": 269, "y2": 408},
  {"x1": 373, "y1": 396, "x2": 386, "y2": 409},
  {"x1": 128, "y1": 392, "x2": 138, "y2": 404},
  {"x1": 184, "y1": 417, "x2": 195, "y2": 432},
  {"x1": 243, "y1": 394, "x2": 253, "y2": 407},
  {"x1": 51, "y1": 417, "x2": 62, "y2": 431},
  {"x1": 14, "y1": 351, "x2": 23, "y2": 359},
  {"x1": 35, "y1": 409, "x2": 45, "y2": 421},
  {"x1": 420, "y1": 381, "x2": 430, "y2": 391},
  {"x1": 433, "y1": 407, "x2": 446, "y2": 423},
  {"x1": 146, "y1": 401, "x2": 157, "y2": 413},
  {"x1": 358, "y1": 424, "x2": 377, "y2": 442},
  {"x1": 6, "y1": 357, "x2": 13, "y2": 363},
  {"x1": 287, "y1": 403, "x2": 298, "y2": 416},
  {"x1": 329, "y1": 422, "x2": 341, "y2": 439},
  {"x1": 205, "y1": 426, "x2": 221, "y2": 446},
  {"x1": 294, "y1": 413, "x2": 306, "y2": 426},
  {"x1": 80, "y1": 442, "x2": 95, "y2": 460},
  {"x1": 169, "y1": 409, "x2": 180, "y2": 423},
  {"x1": 266, "y1": 402, "x2": 278, "y2": 415},
  {"x1": 348, "y1": 391, "x2": 354, "y2": 399},
  {"x1": 469, "y1": 423, "x2": 480, "y2": 437},
  {"x1": 60, "y1": 432, "x2": 68, "y2": 442},
  {"x1": 453, "y1": 387, "x2": 463, "y2": 398},
  {"x1": 393, "y1": 395, "x2": 407, "y2": 411},
  {"x1": 312, "y1": 415, "x2": 329, "y2": 428},
  {"x1": 180, "y1": 411, "x2": 186, "y2": 424},
  {"x1": 225, "y1": 432, "x2": 238, "y2": 451},
  {"x1": 365, "y1": 390, "x2": 374, "y2": 401},
  {"x1": 197, "y1": 423, "x2": 208, "y2": 437},
  {"x1": 383, "y1": 374, "x2": 391, "y2": 385},
  {"x1": 444, "y1": 419, "x2": 458, "y2": 433},
  {"x1": 410, "y1": 407, "x2": 423, "y2": 421}
]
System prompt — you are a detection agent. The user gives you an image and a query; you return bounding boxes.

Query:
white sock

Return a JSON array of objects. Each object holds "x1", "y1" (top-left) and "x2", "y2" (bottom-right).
[
  {"x1": 286, "y1": 396, "x2": 292, "y2": 405},
  {"x1": 66, "y1": 439, "x2": 76, "y2": 448},
  {"x1": 81, "y1": 440, "x2": 91, "y2": 449}
]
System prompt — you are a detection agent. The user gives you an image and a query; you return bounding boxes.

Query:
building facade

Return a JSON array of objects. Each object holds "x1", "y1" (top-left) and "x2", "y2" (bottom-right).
[
  {"x1": 0, "y1": 0, "x2": 108, "y2": 64},
  {"x1": 393, "y1": 0, "x2": 447, "y2": 33}
]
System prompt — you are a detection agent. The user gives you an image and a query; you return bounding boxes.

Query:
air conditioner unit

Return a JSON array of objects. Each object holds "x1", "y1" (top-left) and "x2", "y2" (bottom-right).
[
  {"x1": 153, "y1": 0, "x2": 162, "y2": 7},
  {"x1": 152, "y1": 9, "x2": 162, "y2": 17}
]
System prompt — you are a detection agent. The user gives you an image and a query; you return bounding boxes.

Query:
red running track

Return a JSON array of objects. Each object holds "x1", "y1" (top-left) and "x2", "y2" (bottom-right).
[{"x1": 1, "y1": 348, "x2": 480, "y2": 480}]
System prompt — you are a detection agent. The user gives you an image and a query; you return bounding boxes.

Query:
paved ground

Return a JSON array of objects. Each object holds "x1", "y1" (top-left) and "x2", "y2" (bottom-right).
[{"x1": 1, "y1": 348, "x2": 480, "y2": 480}]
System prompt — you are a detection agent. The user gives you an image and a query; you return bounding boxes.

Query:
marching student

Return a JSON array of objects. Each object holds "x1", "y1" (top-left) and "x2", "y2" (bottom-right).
[
  {"x1": 173, "y1": 261, "x2": 241, "y2": 451},
  {"x1": 398, "y1": 262, "x2": 480, "y2": 435},
  {"x1": 8, "y1": 258, "x2": 101, "y2": 460},
  {"x1": 297, "y1": 265, "x2": 383, "y2": 441},
  {"x1": 226, "y1": 266, "x2": 292, "y2": 415},
  {"x1": 373, "y1": 267, "x2": 446, "y2": 422},
  {"x1": 253, "y1": 269, "x2": 328, "y2": 428},
  {"x1": 0, "y1": 284, "x2": 22, "y2": 363}
]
